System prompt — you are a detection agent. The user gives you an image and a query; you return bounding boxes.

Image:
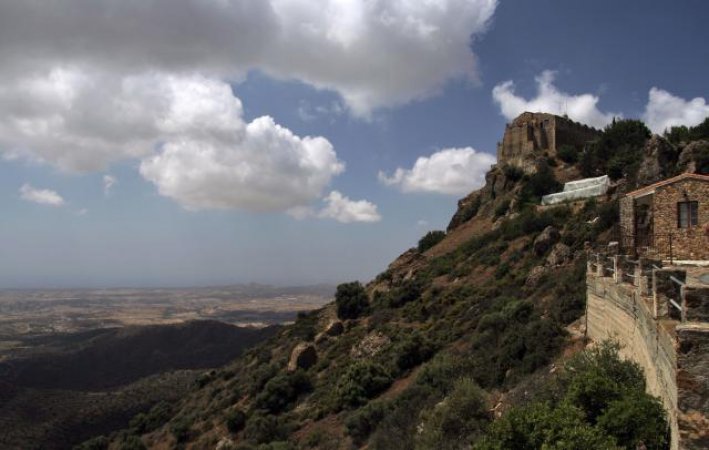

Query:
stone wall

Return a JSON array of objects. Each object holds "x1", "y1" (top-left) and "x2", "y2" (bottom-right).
[
  {"x1": 586, "y1": 274, "x2": 679, "y2": 449},
  {"x1": 587, "y1": 267, "x2": 709, "y2": 449},
  {"x1": 676, "y1": 325, "x2": 709, "y2": 448},
  {"x1": 652, "y1": 178, "x2": 709, "y2": 261},
  {"x1": 619, "y1": 195, "x2": 635, "y2": 251}
]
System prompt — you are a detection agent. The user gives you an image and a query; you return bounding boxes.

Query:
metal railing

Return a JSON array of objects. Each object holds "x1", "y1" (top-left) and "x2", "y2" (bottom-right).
[
  {"x1": 616, "y1": 232, "x2": 678, "y2": 263},
  {"x1": 590, "y1": 254, "x2": 687, "y2": 321}
]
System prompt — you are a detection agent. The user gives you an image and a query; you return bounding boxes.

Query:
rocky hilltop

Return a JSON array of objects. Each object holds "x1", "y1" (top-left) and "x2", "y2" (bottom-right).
[{"x1": 83, "y1": 113, "x2": 709, "y2": 450}]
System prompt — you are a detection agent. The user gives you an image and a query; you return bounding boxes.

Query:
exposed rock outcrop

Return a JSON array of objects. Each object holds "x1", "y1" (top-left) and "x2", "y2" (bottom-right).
[
  {"x1": 324, "y1": 320, "x2": 344, "y2": 337},
  {"x1": 637, "y1": 135, "x2": 677, "y2": 185},
  {"x1": 287, "y1": 343, "x2": 317, "y2": 372},
  {"x1": 678, "y1": 140, "x2": 709, "y2": 174},
  {"x1": 525, "y1": 265, "x2": 547, "y2": 287},
  {"x1": 351, "y1": 332, "x2": 391, "y2": 359},
  {"x1": 546, "y1": 243, "x2": 572, "y2": 266},
  {"x1": 216, "y1": 437, "x2": 236, "y2": 450},
  {"x1": 533, "y1": 226, "x2": 560, "y2": 256}
]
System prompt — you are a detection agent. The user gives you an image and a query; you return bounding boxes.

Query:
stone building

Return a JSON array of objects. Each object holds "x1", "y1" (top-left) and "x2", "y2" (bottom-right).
[
  {"x1": 496, "y1": 112, "x2": 600, "y2": 171},
  {"x1": 619, "y1": 173, "x2": 709, "y2": 261}
]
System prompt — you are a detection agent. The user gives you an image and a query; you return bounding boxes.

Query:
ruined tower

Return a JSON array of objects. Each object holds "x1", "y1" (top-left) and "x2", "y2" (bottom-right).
[{"x1": 497, "y1": 112, "x2": 601, "y2": 171}]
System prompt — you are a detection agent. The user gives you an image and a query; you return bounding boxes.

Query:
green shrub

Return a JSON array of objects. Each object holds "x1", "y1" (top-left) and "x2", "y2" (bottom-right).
[
  {"x1": 369, "y1": 385, "x2": 438, "y2": 450},
  {"x1": 596, "y1": 390, "x2": 667, "y2": 450},
  {"x1": 254, "y1": 370, "x2": 312, "y2": 414},
  {"x1": 475, "y1": 402, "x2": 618, "y2": 450},
  {"x1": 226, "y1": 408, "x2": 247, "y2": 433},
  {"x1": 74, "y1": 436, "x2": 109, "y2": 450},
  {"x1": 416, "y1": 378, "x2": 489, "y2": 450},
  {"x1": 593, "y1": 200, "x2": 618, "y2": 234},
  {"x1": 119, "y1": 435, "x2": 147, "y2": 450},
  {"x1": 494, "y1": 200, "x2": 511, "y2": 219},
  {"x1": 243, "y1": 414, "x2": 287, "y2": 444},
  {"x1": 664, "y1": 125, "x2": 689, "y2": 144},
  {"x1": 418, "y1": 230, "x2": 446, "y2": 253},
  {"x1": 393, "y1": 331, "x2": 436, "y2": 374},
  {"x1": 247, "y1": 363, "x2": 279, "y2": 395},
  {"x1": 335, "y1": 281, "x2": 369, "y2": 320},
  {"x1": 170, "y1": 416, "x2": 193, "y2": 443},
  {"x1": 387, "y1": 279, "x2": 423, "y2": 308},
  {"x1": 502, "y1": 164, "x2": 524, "y2": 182},
  {"x1": 334, "y1": 361, "x2": 392, "y2": 409},
  {"x1": 557, "y1": 144, "x2": 579, "y2": 163},
  {"x1": 415, "y1": 353, "x2": 467, "y2": 396},
  {"x1": 518, "y1": 163, "x2": 562, "y2": 204},
  {"x1": 345, "y1": 400, "x2": 391, "y2": 444},
  {"x1": 128, "y1": 401, "x2": 172, "y2": 434},
  {"x1": 477, "y1": 341, "x2": 668, "y2": 450},
  {"x1": 459, "y1": 196, "x2": 482, "y2": 223},
  {"x1": 581, "y1": 119, "x2": 650, "y2": 180}
]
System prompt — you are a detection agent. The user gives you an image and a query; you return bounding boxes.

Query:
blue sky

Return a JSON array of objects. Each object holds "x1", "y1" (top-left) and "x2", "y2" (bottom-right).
[{"x1": 1, "y1": 0, "x2": 708, "y2": 288}]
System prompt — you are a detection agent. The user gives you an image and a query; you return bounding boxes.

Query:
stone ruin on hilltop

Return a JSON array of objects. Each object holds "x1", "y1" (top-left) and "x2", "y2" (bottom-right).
[{"x1": 497, "y1": 111, "x2": 601, "y2": 172}]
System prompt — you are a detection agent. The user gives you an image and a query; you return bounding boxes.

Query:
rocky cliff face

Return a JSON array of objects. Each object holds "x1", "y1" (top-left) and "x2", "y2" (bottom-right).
[{"x1": 636, "y1": 135, "x2": 678, "y2": 186}]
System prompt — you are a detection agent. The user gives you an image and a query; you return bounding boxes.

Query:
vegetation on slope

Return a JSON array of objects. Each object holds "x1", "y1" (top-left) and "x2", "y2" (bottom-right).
[{"x1": 87, "y1": 114, "x2": 709, "y2": 450}]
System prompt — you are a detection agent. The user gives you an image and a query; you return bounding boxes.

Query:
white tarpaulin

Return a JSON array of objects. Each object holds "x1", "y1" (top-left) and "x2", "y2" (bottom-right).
[{"x1": 541, "y1": 175, "x2": 609, "y2": 205}]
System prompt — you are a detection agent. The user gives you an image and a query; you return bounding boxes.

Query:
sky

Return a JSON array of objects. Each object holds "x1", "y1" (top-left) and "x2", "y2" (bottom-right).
[{"x1": 1, "y1": 0, "x2": 708, "y2": 288}]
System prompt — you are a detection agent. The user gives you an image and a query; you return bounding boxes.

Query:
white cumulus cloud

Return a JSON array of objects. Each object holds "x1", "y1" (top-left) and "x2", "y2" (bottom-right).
[
  {"x1": 643, "y1": 88, "x2": 709, "y2": 133},
  {"x1": 139, "y1": 109, "x2": 344, "y2": 212},
  {"x1": 19, "y1": 184, "x2": 65, "y2": 207},
  {"x1": 379, "y1": 147, "x2": 495, "y2": 195},
  {"x1": 492, "y1": 71, "x2": 618, "y2": 128},
  {"x1": 317, "y1": 191, "x2": 381, "y2": 223}
]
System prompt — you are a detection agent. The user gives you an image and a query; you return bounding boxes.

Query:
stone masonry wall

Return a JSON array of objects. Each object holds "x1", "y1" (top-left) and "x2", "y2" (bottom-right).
[
  {"x1": 586, "y1": 274, "x2": 679, "y2": 449},
  {"x1": 496, "y1": 112, "x2": 600, "y2": 171},
  {"x1": 652, "y1": 179, "x2": 709, "y2": 261},
  {"x1": 619, "y1": 195, "x2": 635, "y2": 252},
  {"x1": 587, "y1": 268, "x2": 709, "y2": 449}
]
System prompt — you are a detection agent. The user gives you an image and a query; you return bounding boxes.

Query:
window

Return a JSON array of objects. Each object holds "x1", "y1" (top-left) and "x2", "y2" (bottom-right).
[{"x1": 677, "y1": 201, "x2": 698, "y2": 228}]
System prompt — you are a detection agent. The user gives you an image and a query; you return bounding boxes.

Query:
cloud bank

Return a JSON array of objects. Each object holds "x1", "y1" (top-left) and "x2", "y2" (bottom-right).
[
  {"x1": 492, "y1": 71, "x2": 618, "y2": 128},
  {"x1": 379, "y1": 147, "x2": 495, "y2": 195},
  {"x1": 19, "y1": 184, "x2": 65, "y2": 207},
  {"x1": 0, "y1": 0, "x2": 497, "y2": 116},
  {"x1": 643, "y1": 88, "x2": 709, "y2": 133},
  {"x1": 0, "y1": 0, "x2": 499, "y2": 218}
]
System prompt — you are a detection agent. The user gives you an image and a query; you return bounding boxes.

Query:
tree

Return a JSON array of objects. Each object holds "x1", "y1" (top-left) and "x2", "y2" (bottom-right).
[
  {"x1": 418, "y1": 230, "x2": 446, "y2": 253},
  {"x1": 581, "y1": 119, "x2": 650, "y2": 180},
  {"x1": 417, "y1": 378, "x2": 489, "y2": 450},
  {"x1": 557, "y1": 144, "x2": 579, "y2": 164},
  {"x1": 334, "y1": 361, "x2": 392, "y2": 409},
  {"x1": 335, "y1": 281, "x2": 369, "y2": 320}
]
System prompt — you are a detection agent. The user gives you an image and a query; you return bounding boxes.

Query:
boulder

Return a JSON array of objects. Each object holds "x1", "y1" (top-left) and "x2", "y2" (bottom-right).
[
  {"x1": 216, "y1": 438, "x2": 236, "y2": 450},
  {"x1": 287, "y1": 343, "x2": 317, "y2": 372},
  {"x1": 533, "y1": 226, "x2": 560, "y2": 256},
  {"x1": 351, "y1": 332, "x2": 391, "y2": 359},
  {"x1": 525, "y1": 265, "x2": 547, "y2": 287},
  {"x1": 546, "y1": 243, "x2": 572, "y2": 266},
  {"x1": 324, "y1": 320, "x2": 344, "y2": 337}
]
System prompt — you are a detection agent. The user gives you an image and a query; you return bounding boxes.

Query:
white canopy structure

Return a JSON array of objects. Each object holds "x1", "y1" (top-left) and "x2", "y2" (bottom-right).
[{"x1": 541, "y1": 175, "x2": 610, "y2": 205}]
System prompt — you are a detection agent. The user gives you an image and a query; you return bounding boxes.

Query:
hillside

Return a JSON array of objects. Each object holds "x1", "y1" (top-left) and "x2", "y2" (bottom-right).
[
  {"x1": 92, "y1": 115, "x2": 709, "y2": 450},
  {"x1": 0, "y1": 321, "x2": 278, "y2": 449},
  {"x1": 3, "y1": 320, "x2": 278, "y2": 390}
]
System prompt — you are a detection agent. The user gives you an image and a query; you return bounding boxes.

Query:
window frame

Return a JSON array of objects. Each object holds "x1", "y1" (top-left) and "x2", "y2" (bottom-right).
[{"x1": 677, "y1": 201, "x2": 699, "y2": 229}]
